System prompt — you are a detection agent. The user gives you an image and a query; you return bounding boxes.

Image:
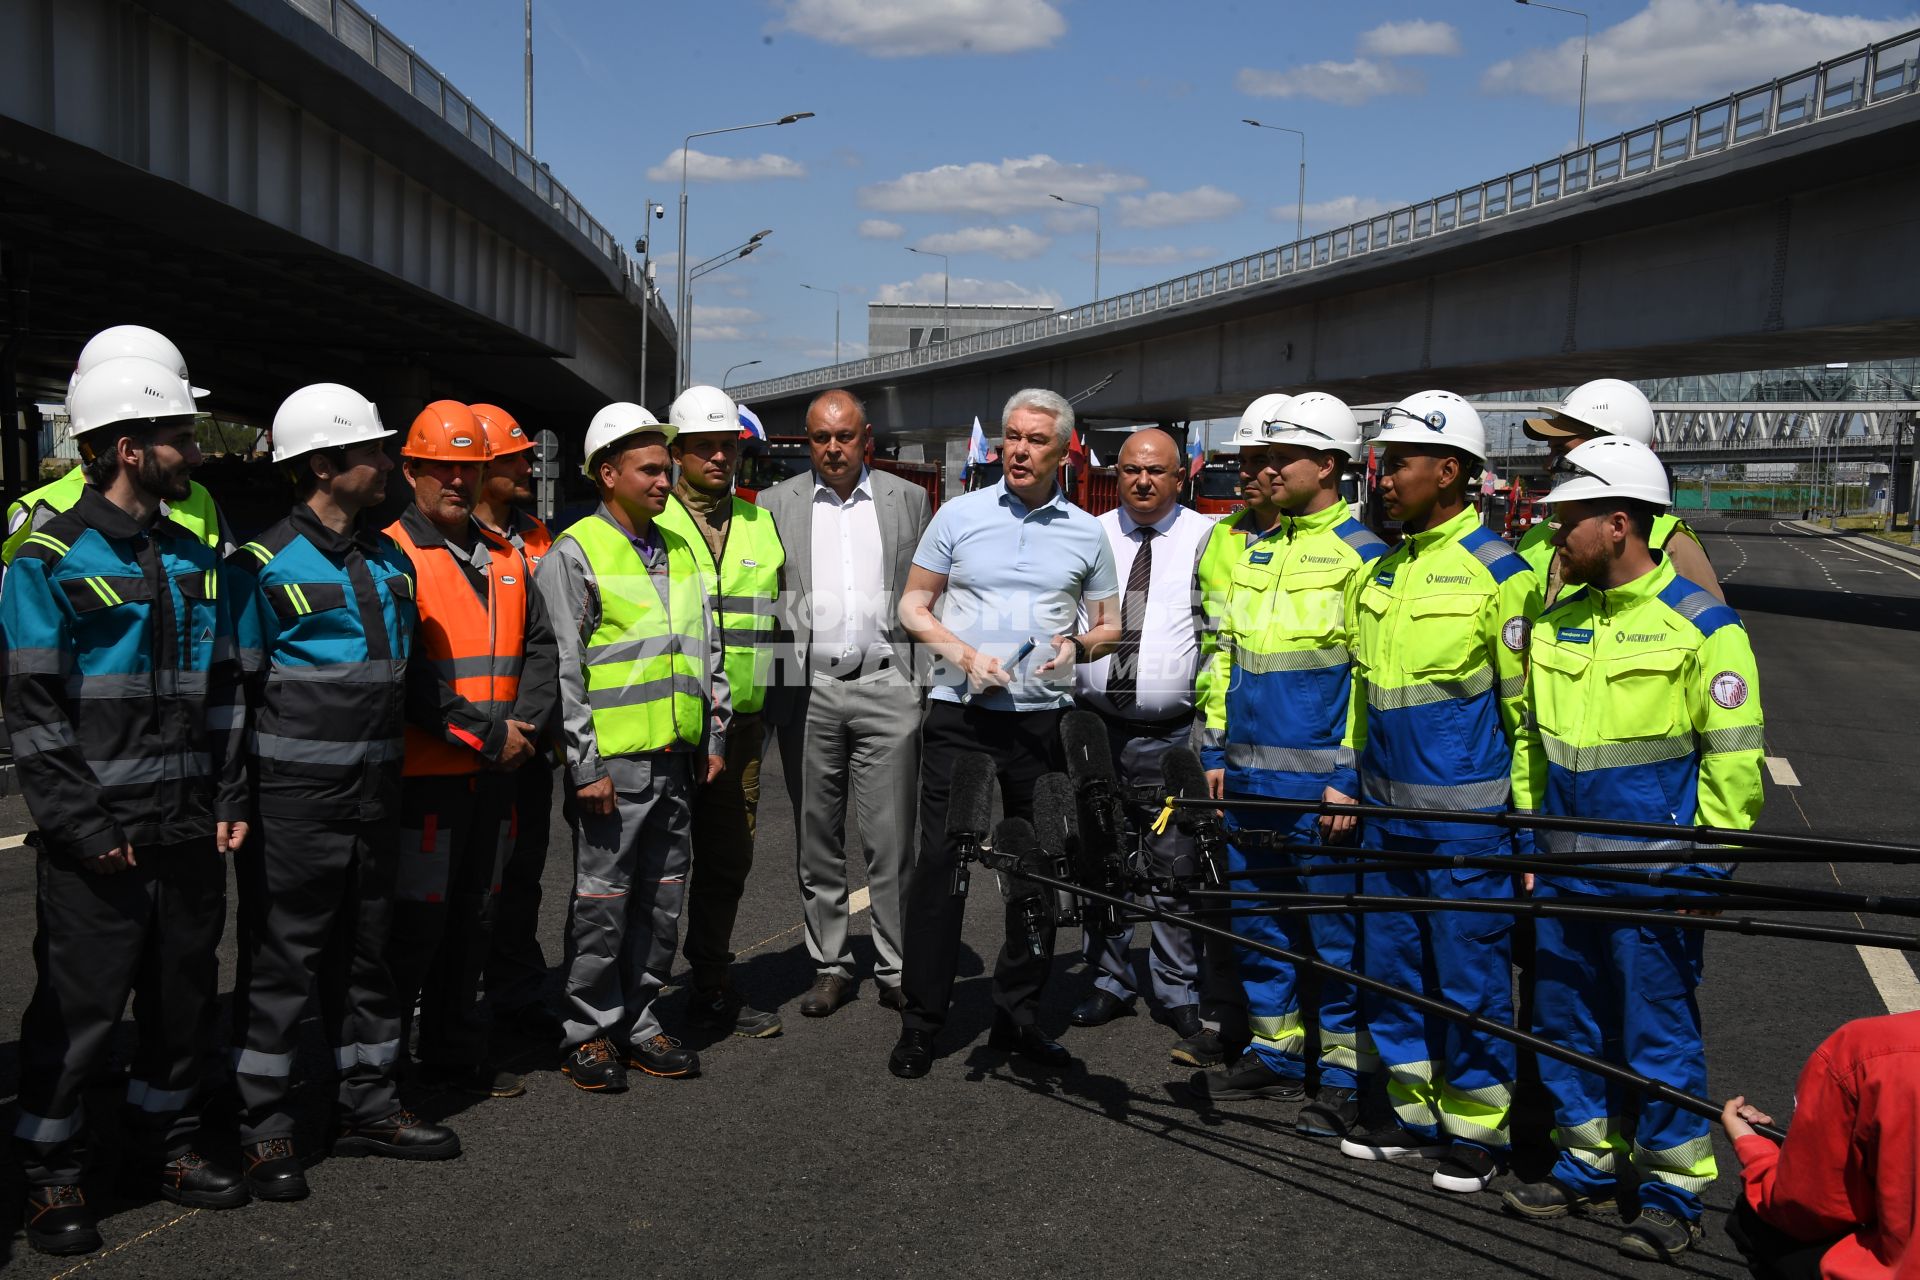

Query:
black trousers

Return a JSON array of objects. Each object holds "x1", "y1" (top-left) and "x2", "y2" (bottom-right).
[
  {"x1": 14, "y1": 840, "x2": 225, "y2": 1185},
  {"x1": 486, "y1": 755, "x2": 557, "y2": 1014},
  {"x1": 1726, "y1": 1198, "x2": 1835, "y2": 1280},
  {"x1": 233, "y1": 816, "x2": 405, "y2": 1140},
  {"x1": 386, "y1": 775, "x2": 512, "y2": 1069},
  {"x1": 901, "y1": 700, "x2": 1062, "y2": 1034}
]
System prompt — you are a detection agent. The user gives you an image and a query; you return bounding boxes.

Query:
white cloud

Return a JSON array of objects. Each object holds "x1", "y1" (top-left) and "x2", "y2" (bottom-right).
[
  {"x1": 646, "y1": 148, "x2": 807, "y2": 183},
  {"x1": 803, "y1": 340, "x2": 871, "y2": 362},
  {"x1": 1269, "y1": 195, "x2": 1399, "y2": 232},
  {"x1": 859, "y1": 154, "x2": 1147, "y2": 215},
  {"x1": 1115, "y1": 185, "x2": 1245, "y2": 229},
  {"x1": 914, "y1": 224, "x2": 1052, "y2": 260},
  {"x1": 1482, "y1": 0, "x2": 1915, "y2": 107},
  {"x1": 770, "y1": 0, "x2": 1066, "y2": 56},
  {"x1": 1100, "y1": 245, "x2": 1220, "y2": 267},
  {"x1": 693, "y1": 324, "x2": 751, "y2": 342},
  {"x1": 1237, "y1": 58, "x2": 1410, "y2": 106},
  {"x1": 859, "y1": 218, "x2": 906, "y2": 240},
  {"x1": 692, "y1": 305, "x2": 764, "y2": 325},
  {"x1": 1359, "y1": 19, "x2": 1462, "y2": 58},
  {"x1": 874, "y1": 272, "x2": 1061, "y2": 308}
]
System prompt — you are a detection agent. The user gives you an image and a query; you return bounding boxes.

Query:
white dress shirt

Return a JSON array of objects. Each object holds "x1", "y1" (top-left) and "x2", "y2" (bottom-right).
[
  {"x1": 1076, "y1": 502, "x2": 1212, "y2": 720},
  {"x1": 809, "y1": 467, "x2": 892, "y2": 675}
]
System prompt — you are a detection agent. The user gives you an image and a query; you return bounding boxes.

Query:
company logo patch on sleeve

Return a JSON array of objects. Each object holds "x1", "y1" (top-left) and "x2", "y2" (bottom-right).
[
  {"x1": 1710, "y1": 670, "x2": 1750, "y2": 709},
  {"x1": 1501, "y1": 616, "x2": 1530, "y2": 652}
]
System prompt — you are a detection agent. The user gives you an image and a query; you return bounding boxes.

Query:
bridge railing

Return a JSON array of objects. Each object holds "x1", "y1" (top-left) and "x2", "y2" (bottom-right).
[
  {"x1": 731, "y1": 26, "x2": 1920, "y2": 404},
  {"x1": 284, "y1": 0, "x2": 650, "y2": 297}
]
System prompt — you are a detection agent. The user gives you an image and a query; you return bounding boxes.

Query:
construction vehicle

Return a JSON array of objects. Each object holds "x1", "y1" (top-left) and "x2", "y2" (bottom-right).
[{"x1": 736, "y1": 435, "x2": 943, "y2": 511}]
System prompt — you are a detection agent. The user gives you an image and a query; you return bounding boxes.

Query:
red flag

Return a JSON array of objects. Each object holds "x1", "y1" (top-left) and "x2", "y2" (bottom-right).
[{"x1": 1067, "y1": 428, "x2": 1087, "y2": 468}]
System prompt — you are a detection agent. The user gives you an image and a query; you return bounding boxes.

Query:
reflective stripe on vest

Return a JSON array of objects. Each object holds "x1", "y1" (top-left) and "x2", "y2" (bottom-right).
[
  {"x1": 3, "y1": 469, "x2": 223, "y2": 565},
  {"x1": 566, "y1": 516, "x2": 708, "y2": 756},
  {"x1": 386, "y1": 519, "x2": 530, "y2": 776},
  {"x1": 655, "y1": 495, "x2": 784, "y2": 715}
]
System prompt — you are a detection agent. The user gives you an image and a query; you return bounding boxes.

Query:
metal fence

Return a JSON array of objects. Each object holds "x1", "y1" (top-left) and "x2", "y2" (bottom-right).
[
  {"x1": 733, "y1": 27, "x2": 1920, "y2": 402},
  {"x1": 282, "y1": 0, "x2": 651, "y2": 294}
]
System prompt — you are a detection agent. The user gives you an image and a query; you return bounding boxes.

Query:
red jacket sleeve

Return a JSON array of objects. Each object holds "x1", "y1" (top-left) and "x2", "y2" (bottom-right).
[{"x1": 1739, "y1": 1043, "x2": 1868, "y2": 1241}]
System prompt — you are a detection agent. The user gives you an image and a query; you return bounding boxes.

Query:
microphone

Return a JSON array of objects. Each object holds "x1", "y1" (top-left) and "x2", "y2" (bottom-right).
[
  {"x1": 945, "y1": 751, "x2": 997, "y2": 898},
  {"x1": 1162, "y1": 746, "x2": 1227, "y2": 889},
  {"x1": 1060, "y1": 709, "x2": 1124, "y2": 932},
  {"x1": 990, "y1": 817, "x2": 1051, "y2": 961},
  {"x1": 1032, "y1": 772, "x2": 1081, "y2": 927}
]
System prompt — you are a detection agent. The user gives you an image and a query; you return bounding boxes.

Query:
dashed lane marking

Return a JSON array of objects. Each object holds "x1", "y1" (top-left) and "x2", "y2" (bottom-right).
[
  {"x1": 1857, "y1": 945, "x2": 1920, "y2": 1015},
  {"x1": 0, "y1": 833, "x2": 27, "y2": 850},
  {"x1": 1763, "y1": 757, "x2": 1801, "y2": 787}
]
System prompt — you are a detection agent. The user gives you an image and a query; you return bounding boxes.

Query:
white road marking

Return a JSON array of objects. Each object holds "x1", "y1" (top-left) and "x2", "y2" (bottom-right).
[
  {"x1": 1763, "y1": 757, "x2": 1801, "y2": 786},
  {"x1": 0, "y1": 833, "x2": 27, "y2": 850},
  {"x1": 850, "y1": 885, "x2": 871, "y2": 915},
  {"x1": 1857, "y1": 945, "x2": 1920, "y2": 1015},
  {"x1": 1831, "y1": 538, "x2": 1920, "y2": 583}
]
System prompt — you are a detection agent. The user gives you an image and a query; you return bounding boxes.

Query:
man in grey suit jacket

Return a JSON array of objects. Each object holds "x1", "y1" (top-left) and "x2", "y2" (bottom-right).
[{"x1": 760, "y1": 389, "x2": 931, "y2": 1017}]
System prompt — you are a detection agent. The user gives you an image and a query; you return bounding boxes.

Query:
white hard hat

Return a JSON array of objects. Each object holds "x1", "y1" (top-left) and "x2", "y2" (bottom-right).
[
  {"x1": 66, "y1": 355, "x2": 200, "y2": 436},
  {"x1": 1371, "y1": 389, "x2": 1487, "y2": 462},
  {"x1": 1265, "y1": 391, "x2": 1363, "y2": 461},
  {"x1": 270, "y1": 383, "x2": 393, "y2": 464},
  {"x1": 1224, "y1": 393, "x2": 1291, "y2": 451},
  {"x1": 668, "y1": 384, "x2": 739, "y2": 437},
  {"x1": 67, "y1": 325, "x2": 207, "y2": 414},
  {"x1": 1525, "y1": 378, "x2": 1654, "y2": 444},
  {"x1": 582, "y1": 402, "x2": 672, "y2": 475},
  {"x1": 1539, "y1": 435, "x2": 1672, "y2": 508}
]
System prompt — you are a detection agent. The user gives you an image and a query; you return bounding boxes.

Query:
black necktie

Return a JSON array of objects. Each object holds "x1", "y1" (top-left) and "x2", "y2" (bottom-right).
[{"x1": 1108, "y1": 527, "x2": 1154, "y2": 713}]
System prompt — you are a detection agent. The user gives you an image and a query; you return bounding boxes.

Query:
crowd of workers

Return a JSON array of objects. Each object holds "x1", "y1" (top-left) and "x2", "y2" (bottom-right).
[{"x1": 2, "y1": 322, "x2": 1895, "y2": 1276}]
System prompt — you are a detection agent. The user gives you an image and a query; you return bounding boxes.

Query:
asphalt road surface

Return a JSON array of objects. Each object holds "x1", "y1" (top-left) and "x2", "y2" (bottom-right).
[{"x1": 0, "y1": 513, "x2": 1914, "y2": 1277}]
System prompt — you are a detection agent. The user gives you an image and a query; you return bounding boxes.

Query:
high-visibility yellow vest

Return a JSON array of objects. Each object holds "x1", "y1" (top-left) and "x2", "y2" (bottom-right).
[
  {"x1": 4, "y1": 467, "x2": 225, "y2": 564},
  {"x1": 655, "y1": 493, "x2": 783, "y2": 716},
  {"x1": 563, "y1": 514, "x2": 710, "y2": 757}
]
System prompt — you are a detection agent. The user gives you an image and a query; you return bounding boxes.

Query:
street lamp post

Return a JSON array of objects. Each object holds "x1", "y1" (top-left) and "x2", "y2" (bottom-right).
[
  {"x1": 723, "y1": 359, "x2": 762, "y2": 386},
  {"x1": 676, "y1": 111, "x2": 815, "y2": 392},
  {"x1": 523, "y1": 0, "x2": 533, "y2": 152},
  {"x1": 1048, "y1": 194, "x2": 1101, "y2": 302},
  {"x1": 635, "y1": 200, "x2": 664, "y2": 407},
  {"x1": 905, "y1": 246, "x2": 950, "y2": 343},
  {"x1": 1242, "y1": 120, "x2": 1307, "y2": 244},
  {"x1": 683, "y1": 229, "x2": 772, "y2": 386},
  {"x1": 1514, "y1": 0, "x2": 1589, "y2": 150},
  {"x1": 801, "y1": 283, "x2": 841, "y2": 367}
]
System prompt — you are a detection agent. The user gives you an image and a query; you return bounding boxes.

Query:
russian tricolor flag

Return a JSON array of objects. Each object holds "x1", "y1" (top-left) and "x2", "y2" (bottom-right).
[{"x1": 738, "y1": 404, "x2": 767, "y2": 443}]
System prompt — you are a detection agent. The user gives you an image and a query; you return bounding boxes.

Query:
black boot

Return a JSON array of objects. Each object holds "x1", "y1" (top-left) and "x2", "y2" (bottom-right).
[
  {"x1": 332, "y1": 1110, "x2": 461, "y2": 1161},
  {"x1": 243, "y1": 1138, "x2": 310, "y2": 1202},
  {"x1": 24, "y1": 1185, "x2": 100, "y2": 1257}
]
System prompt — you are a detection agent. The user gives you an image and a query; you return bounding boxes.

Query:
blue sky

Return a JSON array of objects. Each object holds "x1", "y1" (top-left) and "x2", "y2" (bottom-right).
[{"x1": 354, "y1": 0, "x2": 1918, "y2": 391}]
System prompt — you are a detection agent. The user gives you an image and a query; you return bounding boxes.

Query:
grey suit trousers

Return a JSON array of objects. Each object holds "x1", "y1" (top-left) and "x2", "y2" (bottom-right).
[{"x1": 777, "y1": 667, "x2": 919, "y2": 984}]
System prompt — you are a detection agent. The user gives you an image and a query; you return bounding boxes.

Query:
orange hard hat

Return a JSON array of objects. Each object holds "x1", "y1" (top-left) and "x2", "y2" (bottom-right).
[
  {"x1": 402, "y1": 400, "x2": 489, "y2": 462},
  {"x1": 470, "y1": 403, "x2": 533, "y2": 457}
]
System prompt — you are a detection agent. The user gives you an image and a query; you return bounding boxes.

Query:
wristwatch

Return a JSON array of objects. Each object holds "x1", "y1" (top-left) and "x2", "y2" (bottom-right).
[{"x1": 1068, "y1": 635, "x2": 1089, "y2": 664}]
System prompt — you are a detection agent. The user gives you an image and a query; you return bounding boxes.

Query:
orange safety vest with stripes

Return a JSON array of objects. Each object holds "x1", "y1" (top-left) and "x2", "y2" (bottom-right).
[{"x1": 386, "y1": 517, "x2": 531, "y2": 777}]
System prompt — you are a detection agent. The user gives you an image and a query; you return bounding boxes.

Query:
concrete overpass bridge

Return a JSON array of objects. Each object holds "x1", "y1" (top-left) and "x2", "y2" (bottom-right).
[
  {"x1": 730, "y1": 28, "x2": 1920, "y2": 436},
  {"x1": 0, "y1": 0, "x2": 673, "y2": 496}
]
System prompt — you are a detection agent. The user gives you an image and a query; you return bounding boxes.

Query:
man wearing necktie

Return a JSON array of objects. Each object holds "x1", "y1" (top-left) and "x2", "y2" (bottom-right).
[{"x1": 1070, "y1": 429, "x2": 1242, "y2": 1065}]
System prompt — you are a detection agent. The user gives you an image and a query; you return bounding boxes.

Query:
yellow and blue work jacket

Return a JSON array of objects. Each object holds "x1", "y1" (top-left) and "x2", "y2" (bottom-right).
[
  {"x1": 1351, "y1": 508, "x2": 1542, "y2": 841},
  {"x1": 1197, "y1": 500, "x2": 1385, "y2": 799},
  {"x1": 1512, "y1": 558, "x2": 1764, "y2": 895}
]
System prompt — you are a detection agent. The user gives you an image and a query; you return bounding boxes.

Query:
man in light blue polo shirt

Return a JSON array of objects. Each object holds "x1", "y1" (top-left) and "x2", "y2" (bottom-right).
[{"x1": 889, "y1": 387, "x2": 1121, "y2": 1080}]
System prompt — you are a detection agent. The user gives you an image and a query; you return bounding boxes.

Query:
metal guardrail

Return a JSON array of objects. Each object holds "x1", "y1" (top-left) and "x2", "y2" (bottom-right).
[
  {"x1": 732, "y1": 27, "x2": 1920, "y2": 404},
  {"x1": 282, "y1": 0, "x2": 655, "y2": 296}
]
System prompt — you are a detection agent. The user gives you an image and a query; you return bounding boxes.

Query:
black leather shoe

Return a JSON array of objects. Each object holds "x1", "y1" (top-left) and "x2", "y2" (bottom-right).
[
  {"x1": 562, "y1": 1038, "x2": 629, "y2": 1093},
  {"x1": 1069, "y1": 990, "x2": 1136, "y2": 1028},
  {"x1": 889, "y1": 1029, "x2": 933, "y2": 1079},
  {"x1": 876, "y1": 981, "x2": 907, "y2": 1012},
  {"x1": 625, "y1": 1033, "x2": 700, "y2": 1079},
  {"x1": 243, "y1": 1138, "x2": 309, "y2": 1202},
  {"x1": 156, "y1": 1151, "x2": 249, "y2": 1209},
  {"x1": 24, "y1": 1185, "x2": 100, "y2": 1257},
  {"x1": 332, "y1": 1110, "x2": 461, "y2": 1161},
  {"x1": 988, "y1": 1013, "x2": 1073, "y2": 1070}
]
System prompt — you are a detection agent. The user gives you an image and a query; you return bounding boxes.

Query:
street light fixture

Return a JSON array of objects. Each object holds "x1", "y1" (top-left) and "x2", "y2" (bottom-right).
[
  {"x1": 723, "y1": 359, "x2": 762, "y2": 386},
  {"x1": 684, "y1": 229, "x2": 773, "y2": 387},
  {"x1": 801, "y1": 282, "x2": 842, "y2": 367},
  {"x1": 905, "y1": 246, "x2": 950, "y2": 344},
  {"x1": 1242, "y1": 119, "x2": 1307, "y2": 244},
  {"x1": 676, "y1": 111, "x2": 815, "y2": 392},
  {"x1": 1048, "y1": 194, "x2": 1102, "y2": 302},
  {"x1": 1514, "y1": 0, "x2": 1589, "y2": 150}
]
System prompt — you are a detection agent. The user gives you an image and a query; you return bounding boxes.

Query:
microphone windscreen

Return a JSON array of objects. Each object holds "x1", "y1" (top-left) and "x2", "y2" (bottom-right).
[
  {"x1": 993, "y1": 816, "x2": 1038, "y2": 868},
  {"x1": 1031, "y1": 773, "x2": 1076, "y2": 860},
  {"x1": 946, "y1": 751, "x2": 998, "y2": 841},
  {"x1": 1060, "y1": 710, "x2": 1116, "y2": 786},
  {"x1": 1162, "y1": 747, "x2": 1210, "y2": 802}
]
